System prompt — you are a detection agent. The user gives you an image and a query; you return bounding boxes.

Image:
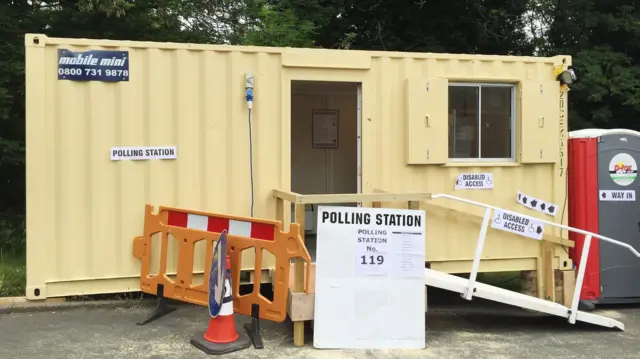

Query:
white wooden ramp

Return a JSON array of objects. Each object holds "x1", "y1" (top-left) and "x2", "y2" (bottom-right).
[
  {"x1": 424, "y1": 268, "x2": 625, "y2": 330},
  {"x1": 426, "y1": 194, "x2": 640, "y2": 331}
]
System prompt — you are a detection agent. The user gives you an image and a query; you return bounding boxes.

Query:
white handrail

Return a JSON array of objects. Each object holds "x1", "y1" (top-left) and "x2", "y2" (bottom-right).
[
  {"x1": 431, "y1": 194, "x2": 640, "y2": 257},
  {"x1": 430, "y1": 193, "x2": 640, "y2": 323}
]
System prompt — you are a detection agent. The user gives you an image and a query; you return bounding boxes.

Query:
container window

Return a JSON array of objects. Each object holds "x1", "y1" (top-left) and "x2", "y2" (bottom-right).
[{"x1": 448, "y1": 83, "x2": 515, "y2": 161}]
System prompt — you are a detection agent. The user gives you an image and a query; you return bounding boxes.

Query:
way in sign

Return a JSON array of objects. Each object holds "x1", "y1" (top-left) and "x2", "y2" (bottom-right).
[{"x1": 600, "y1": 190, "x2": 636, "y2": 202}]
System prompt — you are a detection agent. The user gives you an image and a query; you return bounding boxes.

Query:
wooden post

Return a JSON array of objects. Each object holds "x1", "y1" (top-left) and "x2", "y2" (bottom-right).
[
  {"x1": 520, "y1": 270, "x2": 538, "y2": 297},
  {"x1": 293, "y1": 203, "x2": 306, "y2": 347},
  {"x1": 273, "y1": 197, "x2": 285, "y2": 295},
  {"x1": 544, "y1": 242, "x2": 555, "y2": 301},
  {"x1": 562, "y1": 269, "x2": 576, "y2": 308},
  {"x1": 552, "y1": 268, "x2": 576, "y2": 307},
  {"x1": 554, "y1": 270, "x2": 563, "y2": 304},
  {"x1": 538, "y1": 241, "x2": 555, "y2": 301},
  {"x1": 275, "y1": 197, "x2": 286, "y2": 230},
  {"x1": 407, "y1": 200, "x2": 427, "y2": 311}
]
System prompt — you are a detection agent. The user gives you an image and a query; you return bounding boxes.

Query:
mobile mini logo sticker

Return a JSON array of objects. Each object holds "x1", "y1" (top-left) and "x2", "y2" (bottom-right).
[
  {"x1": 609, "y1": 153, "x2": 638, "y2": 187},
  {"x1": 57, "y1": 49, "x2": 129, "y2": 82}
]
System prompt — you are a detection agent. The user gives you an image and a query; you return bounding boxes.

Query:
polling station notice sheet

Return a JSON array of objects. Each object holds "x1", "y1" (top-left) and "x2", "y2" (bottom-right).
[{"x1": 312, "y1": 206, "x2": 426, "y2": 350}]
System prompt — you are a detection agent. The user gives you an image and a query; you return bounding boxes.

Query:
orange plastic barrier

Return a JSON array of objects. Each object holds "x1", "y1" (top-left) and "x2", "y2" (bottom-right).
[{"x1": 132, "y1": 204, "x2": 312, "y2": 322}]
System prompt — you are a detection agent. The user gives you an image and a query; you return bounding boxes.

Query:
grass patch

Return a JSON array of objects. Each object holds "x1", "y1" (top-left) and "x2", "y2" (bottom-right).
[
  {"x1": 0, "y1": 252, "x2": 26, "y2": 297},
  {"x1": 0, "y1": 214, "x2": 27, "y2": 297}
]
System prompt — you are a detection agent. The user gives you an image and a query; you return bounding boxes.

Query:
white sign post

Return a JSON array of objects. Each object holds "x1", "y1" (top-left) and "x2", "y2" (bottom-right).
[
  {"x1": 313, "y1": 206, "x2": 426, "y2": 349},
  {"x1": 491, "y1": 209, "x2": 544, "y2": 240}
]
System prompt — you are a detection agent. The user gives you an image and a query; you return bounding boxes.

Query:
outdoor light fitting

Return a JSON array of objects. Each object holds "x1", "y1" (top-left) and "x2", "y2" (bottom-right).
[
  {"x1": 554, "y1": 65, "x2": 577, "y2": 91},
  {"x1": 558, "y1": 66, "x2": 577, "y2": 85}
]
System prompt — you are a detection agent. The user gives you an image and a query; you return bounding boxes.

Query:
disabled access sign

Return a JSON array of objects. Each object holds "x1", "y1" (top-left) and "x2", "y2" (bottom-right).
[{"x1": 491, "y1": 209, "x2": 544, "y2": 240}]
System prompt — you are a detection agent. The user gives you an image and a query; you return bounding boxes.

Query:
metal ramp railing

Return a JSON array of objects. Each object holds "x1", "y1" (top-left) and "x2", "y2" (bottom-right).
[{"x1": 428, "y1": 194, "x2": 640, "y2": 329}]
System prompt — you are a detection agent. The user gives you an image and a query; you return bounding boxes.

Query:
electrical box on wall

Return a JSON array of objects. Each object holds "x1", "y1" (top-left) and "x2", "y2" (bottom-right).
[
  {"x1": 568, "y1": 128, "x2": 640, "y2": 306},
  {"x1": 305, "y1": 206, "x2": 317, "y2": 233},
  {"x1": 290, "y1": 205, "x2": 317, "y2": 233},
  {"x1": 404, "y1": 77, "x2": 448, "y2": 165},
  {"x1": 245, "y1": 72, "x2": 254, "y2": 88},
  {"x1": 312, "y1": 109, "x2": 339, "y2": 149}
]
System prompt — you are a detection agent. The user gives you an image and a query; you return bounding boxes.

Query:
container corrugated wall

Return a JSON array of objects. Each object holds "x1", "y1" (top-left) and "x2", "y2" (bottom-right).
[
  {"x1": 25, "y1": 35, "x2": 288, "y2": 299},
  {"x1": 362, "y1": 55, "x2": 571, "y2": 273},
  {"x1": 26, "y1": 33, "x2": 571, "y2": 299}
]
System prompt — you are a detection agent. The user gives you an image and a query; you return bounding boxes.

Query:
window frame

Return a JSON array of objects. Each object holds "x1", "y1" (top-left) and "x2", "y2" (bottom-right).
[{"x1": 448, "y1": 82, "x2": 517, "y2": 162}]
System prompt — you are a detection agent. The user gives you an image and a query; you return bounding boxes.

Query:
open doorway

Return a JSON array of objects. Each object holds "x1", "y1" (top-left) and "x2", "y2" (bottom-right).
[{"x1": 290, "y1": 80, "x2": 361, "y2": 258}]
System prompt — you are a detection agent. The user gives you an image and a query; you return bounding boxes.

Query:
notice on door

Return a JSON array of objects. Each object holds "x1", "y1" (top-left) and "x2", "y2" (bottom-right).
[
  {"x1": 491, "y1": 209, "x2": 544, "y2": 240},
  {"x1": 455, "y1": 173, "x2": 494, "y2": 190},
  {"x1": 312, "y1": 110, "x2": 339, "y2": 148},
  {"x1": 600, "y1": 190, "x2": 636, "y2": 202}
]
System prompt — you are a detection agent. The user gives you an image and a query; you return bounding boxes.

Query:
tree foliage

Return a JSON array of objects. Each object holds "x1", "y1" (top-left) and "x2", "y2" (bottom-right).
[
  {"x1": 275, "y1": 0, "x2": 533, "y2": 54},
  {"x1": 546, "y1": 0, "x2": 640, "y2": 129}
]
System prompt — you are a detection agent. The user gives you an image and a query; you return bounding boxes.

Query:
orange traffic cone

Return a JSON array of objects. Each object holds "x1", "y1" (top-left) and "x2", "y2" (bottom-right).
[{"x1": 190, "y1": 257, "x2": 251, "y2": 355}]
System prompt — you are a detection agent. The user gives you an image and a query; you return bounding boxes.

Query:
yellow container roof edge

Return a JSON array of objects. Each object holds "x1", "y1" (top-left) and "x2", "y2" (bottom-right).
[{"x1": 24, "y1": 33, "x2": 571, "y2": 64}]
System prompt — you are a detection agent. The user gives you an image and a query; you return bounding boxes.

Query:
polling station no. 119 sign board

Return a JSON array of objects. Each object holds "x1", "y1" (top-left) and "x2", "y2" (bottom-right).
[{"x1": 313, "y1": 206, "x2": 426, "y2": 350}]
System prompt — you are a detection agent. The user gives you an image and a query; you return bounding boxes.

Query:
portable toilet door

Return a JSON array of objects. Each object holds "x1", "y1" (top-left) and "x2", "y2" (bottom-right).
[{"x1": 568, "y1": 128, "x2": 640, "y2": 306}]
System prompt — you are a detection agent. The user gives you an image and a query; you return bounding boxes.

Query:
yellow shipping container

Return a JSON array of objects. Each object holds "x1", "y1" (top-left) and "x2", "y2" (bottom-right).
[{"x1": 25, "y1": 34, "x2": 572, "y2": 301}]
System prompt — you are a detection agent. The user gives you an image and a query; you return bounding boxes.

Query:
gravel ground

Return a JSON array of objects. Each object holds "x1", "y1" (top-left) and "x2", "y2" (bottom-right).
[{"x1": 1, "y1": 294, "x2": 638, "y2": 359}]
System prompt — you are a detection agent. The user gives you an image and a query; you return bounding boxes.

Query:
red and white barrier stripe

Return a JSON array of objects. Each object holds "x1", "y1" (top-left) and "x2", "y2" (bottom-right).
[{"x1": 167, "y1": 211, "x2": 275, "y2": 241}]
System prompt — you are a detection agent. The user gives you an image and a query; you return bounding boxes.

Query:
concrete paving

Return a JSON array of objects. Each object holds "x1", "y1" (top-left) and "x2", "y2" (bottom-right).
[{"x1": 1, "y1": 297, "x2": 639, "y2": 359}]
